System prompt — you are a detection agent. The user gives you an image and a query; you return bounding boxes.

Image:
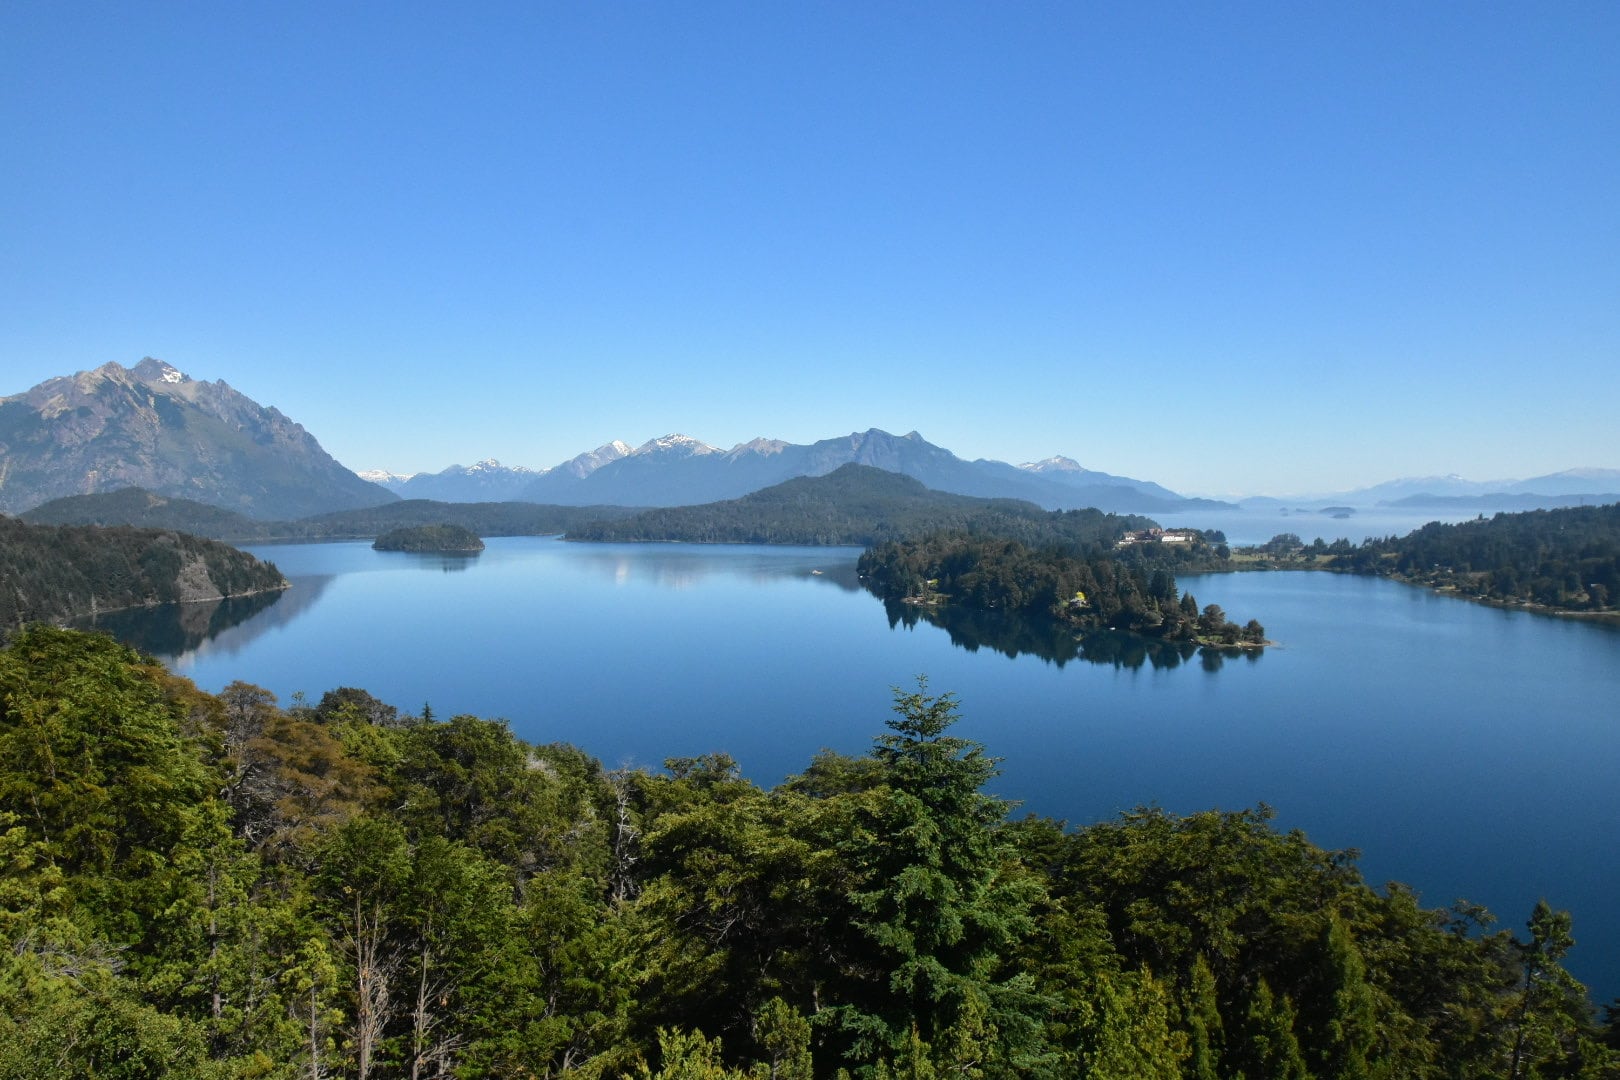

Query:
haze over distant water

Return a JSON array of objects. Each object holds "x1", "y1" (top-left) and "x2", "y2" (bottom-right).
[{"x1": 3, "y1": 5, "x2": 1616, "y2": 493}]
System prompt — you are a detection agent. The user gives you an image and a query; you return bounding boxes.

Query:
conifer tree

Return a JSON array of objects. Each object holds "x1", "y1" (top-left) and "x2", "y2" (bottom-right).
[{"x1": 830, "y1": 680, "x2": 1046, "y2": 1073}]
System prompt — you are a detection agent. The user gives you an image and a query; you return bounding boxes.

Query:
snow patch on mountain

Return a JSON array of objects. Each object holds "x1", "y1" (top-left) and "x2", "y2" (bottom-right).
[
  {"x1": 463, "y1": 458, "x2": 540, "y2": 476},
  {"x1": 1019, "y1": 455, "x2": 1091, "y2": 474},
  {"x1": 554, "y1": 440, "x2": 634, "y2": 479},
  {"x1": 357, "y1": 468, "x2": 417, "y2": 485}
]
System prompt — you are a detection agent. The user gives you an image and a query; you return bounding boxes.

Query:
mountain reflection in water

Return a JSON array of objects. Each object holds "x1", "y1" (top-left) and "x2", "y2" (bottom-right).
[{"x1": 559, "y1": 545, "x2": 864, "y2": 592}]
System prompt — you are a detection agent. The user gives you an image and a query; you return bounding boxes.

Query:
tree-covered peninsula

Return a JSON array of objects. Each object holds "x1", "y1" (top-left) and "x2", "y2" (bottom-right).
[
  {"x1": 1234, "y1": 503, "x2": 1620, "y2": 617},
  {"x1": 0, "y1": 516, "x2": 287, "y2": 629},
  {"x1": 4, "y1": 627, "x2": 1612, "y2": 1078},
  {"x1": 860, "y1": 530, "x2": 1265, "y2": 646},
  {"x1": 372, "y1": 523, "x2": 486, "y2": 553}
]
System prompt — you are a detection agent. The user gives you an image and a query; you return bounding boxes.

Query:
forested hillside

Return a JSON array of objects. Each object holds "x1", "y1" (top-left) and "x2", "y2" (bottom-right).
[
  {"x1": 564, "y1": 464, "x2": 1155, "y2": 547},
  {"x1": 1, "y1": 627, "x2": 1613, "y2": 1078},
  {"x1": 0, "y1": 517, "x2": 287, "y2": 628}
]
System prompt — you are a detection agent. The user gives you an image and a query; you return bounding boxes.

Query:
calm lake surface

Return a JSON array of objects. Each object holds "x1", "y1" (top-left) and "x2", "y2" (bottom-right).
[{"x1": 93, "y1": 537, "x2": 1620, "y2": 999}]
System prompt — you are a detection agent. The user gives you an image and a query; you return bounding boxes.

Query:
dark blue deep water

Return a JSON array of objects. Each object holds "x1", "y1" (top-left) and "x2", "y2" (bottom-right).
[{"x1": 95, "y1": 538, "x2": 1620, "y2": 999}]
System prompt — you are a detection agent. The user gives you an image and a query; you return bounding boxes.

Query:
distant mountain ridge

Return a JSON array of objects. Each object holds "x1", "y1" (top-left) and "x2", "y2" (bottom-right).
[
  {"x1": 0, "y1": 358, "x2": 396, "y2": 519},
  {"x1": 22, "y1": 487, "x2": 639, "y2": 542},
  {"x1": 1236, "y1": 468, "x2": 1620, "y2": 514},
  {"x1": 369, "y1": 429, "x2": 1228, "y2": 514}
]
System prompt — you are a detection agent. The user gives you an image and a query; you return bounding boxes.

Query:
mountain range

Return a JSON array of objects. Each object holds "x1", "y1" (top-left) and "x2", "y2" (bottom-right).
[
  {"x1": 0, "y1": 358, "x2": 395, "y2": 519},
  {"x1": 3, "y1": 360, "x2": 1615, "y2": 522},
  {"x1": 367, "y1": 430, "x2": 1227, "y2": 514}
]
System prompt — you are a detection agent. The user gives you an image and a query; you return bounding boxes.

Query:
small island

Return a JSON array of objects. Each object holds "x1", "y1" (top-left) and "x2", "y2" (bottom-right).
[{"x1": 371, "y1": 523, "x2": 486, "y2": 554}]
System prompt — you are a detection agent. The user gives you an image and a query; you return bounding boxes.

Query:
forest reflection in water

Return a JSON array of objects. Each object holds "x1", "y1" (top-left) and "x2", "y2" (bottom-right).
[
  {"x1": 76, "y1": 589, "x2": 290, "y2": 658},
  {"x1": 879, "y1": 596, "x2": 1263, "y2": 672},
  {"x1": 76, "y1": 574, "x2": 335, "y2": 661}
]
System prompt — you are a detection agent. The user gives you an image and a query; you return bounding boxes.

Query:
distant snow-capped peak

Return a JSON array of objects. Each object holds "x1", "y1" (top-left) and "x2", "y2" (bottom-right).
[
  {"x1": 554, "y1": 440, "x2": 634, "y2": 479},
  {"x1": 356, "y1": 468, "x2": 416, "y2": 484},
  {"x1": 633, "y1": 434, "x2": 721, "y2": 457},
  {"x1": 1019, "y1": 455, "x2": 1089, "y2": 474},
  {"x1": 464, "y1": 458, "x2": 540, "y2": 475}
]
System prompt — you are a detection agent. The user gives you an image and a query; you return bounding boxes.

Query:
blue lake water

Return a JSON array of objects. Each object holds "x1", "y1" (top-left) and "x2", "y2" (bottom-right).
[{"x1": 95, "y1": 537, "x2": 1620, "y2": 1000}]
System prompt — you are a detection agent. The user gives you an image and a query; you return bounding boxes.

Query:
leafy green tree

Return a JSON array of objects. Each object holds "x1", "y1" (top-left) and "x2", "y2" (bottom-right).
[
  {"x1": 0, "y1": 627, "x2": 232, "y2": 984},
  {"x1": 394, "y1": 837, "x2": 515, "y2": 1080},
  {"x1": 751, "y1": 997, "x2": 814, "y2": 1080},
  {"x1": 1065, "y1": 967, "x2": 1183, "y2": 1080},
  {"x1": 637, "y1": 1028, "x2": 753, "y2": 1079},
  {"x1": 633, "y1": 784, "x2": 824, "y2": 1047},
  {"x1": 1308, "y1": 916, "x2": 1377, "y2": 1080},
  {"x1": 315, "y1": 816, "x2": 413, "y2": 1080},
  {"x1": 474, "y1": 867, "x2": 638, "y2": 1076},
  {"x1": 1184, "y1": 953, "x2": 1225, "y2": 1080},
  {"x1": 1235, "y1": 978, "x2": 1310, "y2": 1080},
  {"x1": 1505, "y1": 901, "x2": 1610, "y2": 1080}
]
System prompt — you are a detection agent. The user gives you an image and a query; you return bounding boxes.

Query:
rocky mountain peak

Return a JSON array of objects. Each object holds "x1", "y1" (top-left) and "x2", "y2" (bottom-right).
[
  {"x1": 131, "y1": 357, "x2": 189, "y2": 385},
  {"x1": 731, "y1": 437, "x2": 790, "y2": 457}
]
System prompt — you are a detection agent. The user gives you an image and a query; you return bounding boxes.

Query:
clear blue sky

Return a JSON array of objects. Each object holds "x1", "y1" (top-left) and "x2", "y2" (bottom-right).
[{"x1": 3, "y1": 2, "x2": 1616, "y2": 496}]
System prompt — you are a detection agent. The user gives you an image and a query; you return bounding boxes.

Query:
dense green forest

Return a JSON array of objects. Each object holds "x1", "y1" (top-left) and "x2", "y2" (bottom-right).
[
  {"x1": 0, "y1": 516, "x2": 287, "y2": 629},
  {"x1": 860, "y1": 531, "x2": 1263, "y2": 646},
  {"x1": 1337, "y1": 504, "x2": 1620, "y2": 612},
  {"x1": 22, "y1": 487, "x2": 639, "y2": 542},
  {"x1": 3, "y1": 626, "x2": 1613, "y2": 1078},
  {"x1": 373, "y1": 524, "x2": 486, "y2": 553},
  {"x1": 563, "y1": 465, "x2": 1156, "y2": 547},
  {"x1": 1234, "y1": 504, "x2": 1620, "y2": 615}
]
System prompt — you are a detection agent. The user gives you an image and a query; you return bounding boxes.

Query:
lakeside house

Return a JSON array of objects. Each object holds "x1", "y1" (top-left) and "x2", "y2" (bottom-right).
[{"x1": 1117, "y1": 528, "x2": 1200, "y2": 548}]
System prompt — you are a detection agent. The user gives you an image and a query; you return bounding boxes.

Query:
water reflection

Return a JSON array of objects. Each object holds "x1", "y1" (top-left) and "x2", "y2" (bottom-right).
[
  {"x1": 76, "y1": 575, "x2": 337, "y2": 663},
  {"x1": 880, "y1": 597, "x2": 1259, "y2": 672},
  {"x1": 374, "y1": 551, "x2": 481, "y2": 573},
  {"x1": 75, "y1": 588, "x2": 291, "y2": 659},
  {"x1": 82, "y1": 542, "x2": 864, "y2": 664},
  {"x1": 558, "y1": 545, "x2": 864, "y2": 592}
]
